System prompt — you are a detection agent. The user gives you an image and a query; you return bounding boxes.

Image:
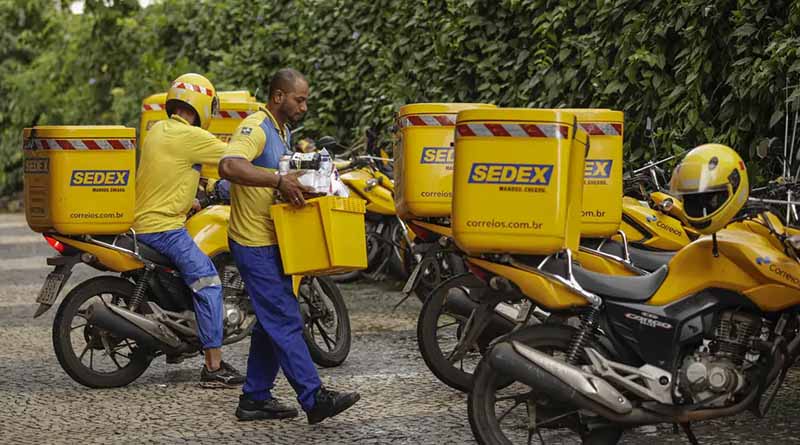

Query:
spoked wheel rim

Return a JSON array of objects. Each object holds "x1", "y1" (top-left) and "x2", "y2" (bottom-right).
[
  {"x1": 300, "y1": 278, "x2": 344, "y2": 354},
  {"x1": 67, "y1": 293, "x2": 144, "y2": 376},
  {"x1": 434, "y1": 284, "x2": 484, "y2": 377},
  {"x1": 485, "y1": 349, "x2": 586, "y2": 444}
]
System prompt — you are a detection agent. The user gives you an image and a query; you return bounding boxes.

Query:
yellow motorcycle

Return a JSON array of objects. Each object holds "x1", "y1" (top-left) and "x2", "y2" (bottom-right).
[
  {"x1": 467, "y1": 149, "x2": 800, "y2": 443},
  {"x1": 34, "y1": 191, "x2": 351, "y2": 388}
]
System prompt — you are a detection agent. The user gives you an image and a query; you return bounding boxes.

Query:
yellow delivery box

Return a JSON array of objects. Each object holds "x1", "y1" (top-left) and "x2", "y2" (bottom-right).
[
  {"x1": 562, "y1": 109, "x2": 624, "y2": 238},
  {"x1": 452, "y1": 109, "x2": 588, "y2": 255},
  {"x1": 395, "y1": 103, "x2": 497, "y2": 219},
  {"x1": 139, "y1": 90, "x2": 263, "y2": 179},
  {"x1": 271, "y1": 196, "x2": 368, "y2": 275},
  {"x1": 23, "y1": 126, "x2": 136, "y2": 235}
]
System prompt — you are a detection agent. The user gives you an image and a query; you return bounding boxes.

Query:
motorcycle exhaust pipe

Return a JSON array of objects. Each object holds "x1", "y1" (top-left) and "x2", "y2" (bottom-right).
[
  {"x1": 86, "y1": 301, "x2": 186, "y2": 353},
  {"x1": 488, "y1": 341, "x2": 764, "y2": 426},
  {"x1": 444, "y1": 288, "x2": 516, "y2": 337},
  {"x1": 489, "y1": 341, "x2": 634, "y2": 415}
]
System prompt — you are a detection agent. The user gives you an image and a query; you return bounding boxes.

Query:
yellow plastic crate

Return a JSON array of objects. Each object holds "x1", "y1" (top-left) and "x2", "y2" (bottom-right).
[
  {"x1": 562, "y1": 109, "x2": 624, "y2": 238},
  {"x1": 139, "y1": 90, "x2": 263, "y2": 180},
  {"x1": 271, "y1": 196, "x2": 368, "y2": 275},
  {"x1": 451, "y1": 109, "x2": 587, "y2": 255},
  {"x1": 395, "y1": 103, "x2": 496, "y2": 219},
  {"x1": 22, "y1": 126, "x2": 136, "y2": 235}
]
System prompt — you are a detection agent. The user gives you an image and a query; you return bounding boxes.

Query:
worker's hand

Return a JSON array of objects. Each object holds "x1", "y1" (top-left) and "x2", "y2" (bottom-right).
[
  {"x1": 191, "y1": 199, "x2": 202, "y2": 212},
  {"x1": 278, "y1": 171, "x2": 313, "y2": 208}
]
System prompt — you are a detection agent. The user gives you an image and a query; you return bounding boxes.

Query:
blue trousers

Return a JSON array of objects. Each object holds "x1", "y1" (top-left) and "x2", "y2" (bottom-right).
[
  {"x1": 229, "y1": 239, "x2": 322, "y2": 412},
  {"x1": 138, "y1": 228, "x2": 223, "y2": 349}
]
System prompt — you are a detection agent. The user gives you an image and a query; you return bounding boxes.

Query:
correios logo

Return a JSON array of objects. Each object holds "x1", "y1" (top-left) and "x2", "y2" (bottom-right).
[
  {"x1": 468, "y1": 163, "x2": 554, "y2": 185},
  {"x1": 760, "y1": 257, "x2": 800, "y2": 286},
  {"x1": 420, "y1": 147, "x2": 453, "y2": 164}
]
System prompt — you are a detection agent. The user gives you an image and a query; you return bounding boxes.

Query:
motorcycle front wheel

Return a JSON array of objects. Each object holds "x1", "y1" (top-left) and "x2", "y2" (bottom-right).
[
  {"x1": 299, "y1": 277, "x2": 352, "y2": 367},
  {"x1": 52, "y1": 276, "x2": 153, "y2": 388}
]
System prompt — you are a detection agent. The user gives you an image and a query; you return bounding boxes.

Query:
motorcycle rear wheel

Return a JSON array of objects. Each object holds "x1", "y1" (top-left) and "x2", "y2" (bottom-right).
[
  {"x1": 468, "y1": 324, "x2": 624, "y2": 445},
  {"x1": 52, "y1": 276, "x2": 153, "y2": 388}
]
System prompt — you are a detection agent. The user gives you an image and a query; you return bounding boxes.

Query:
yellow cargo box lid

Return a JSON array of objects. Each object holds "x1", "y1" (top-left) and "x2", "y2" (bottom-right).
[
  {"x1": 141, "y1": 91, "x2": 262, "y2": 109},
  {"x1": 457, "y1": 108, "x2": 578, "y2": 123},
  {"x1": 559, "y1": 109, "x2": 623, "y2": 123},
  {"x1": 399, "y1": 103, "x2": 496, "y2": 118},
  {"x1": 23, "y1": 126, "x2": 135, "y2": 139}
]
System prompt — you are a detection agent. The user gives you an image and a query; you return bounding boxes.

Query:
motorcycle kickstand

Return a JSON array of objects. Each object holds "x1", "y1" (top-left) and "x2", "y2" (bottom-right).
[
  {"x1": 446, "y1": 305, "x2": 493, "y2": 364},
  {"x1": 392, "y1": 292, "x2": 414, "y2": 312},
  {"x1": 680, "y1": 422, "x2": 700, "y2": 445}
]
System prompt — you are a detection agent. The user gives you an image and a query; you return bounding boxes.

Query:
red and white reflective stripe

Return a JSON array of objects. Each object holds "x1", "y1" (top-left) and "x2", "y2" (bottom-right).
[
  {"x1": 400, "y1": 115, "x2": 456, "y2": 127},
  {"x1": 142, "y1": 103, "x2": 164, "y2": 112},
  {"x1": 580, "y1": 122, "x2": 622, "y2": 136},
  {"x1": 217, "y1": 111, "x2": 251, "y2": 119},
  {"x1": 172, "y1": 81, "x2": 214, "y2": 97},
  {"x1": 26, "y1": 139, "x2": 135, "y2": 150},
  {"x1": 456, "y1": 123, "x2": 570, "y2": 139}
]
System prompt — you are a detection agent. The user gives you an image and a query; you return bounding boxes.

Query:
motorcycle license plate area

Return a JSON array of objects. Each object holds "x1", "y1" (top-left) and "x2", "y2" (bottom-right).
[
  {"x1": 36, "y1": 271, "x2": 67, "y2": 305},
  {"x1": 395, "y1": 103, "x2": 496, "y2": 219},
  {"x1": 451, "y1": 108, "x2": 587, "y2": 256},
  {"x1": 561, "y1": 109, "x2": 624, "y2": 238},
  {"x1": 22, "y1": 126, "x2": 136, "y2": 235}
]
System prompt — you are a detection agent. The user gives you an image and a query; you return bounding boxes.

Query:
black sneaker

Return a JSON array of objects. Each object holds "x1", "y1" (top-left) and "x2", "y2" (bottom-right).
[
  {"x1": 235, "y1": 395, "x2": 298, "y2": 421},
  {"x1": 200, "y1": 361, "x2": 245, "y2": 388},
  {"x1": 306, "y1": 387, "x2": 360, "y2": 425}
]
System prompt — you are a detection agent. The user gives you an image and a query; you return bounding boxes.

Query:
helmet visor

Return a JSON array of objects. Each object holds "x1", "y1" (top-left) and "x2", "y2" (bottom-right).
[
  {"x1": 681, "y1": 189, "x2": 731, "y2": 218},
  {"x1": 669, "y1": 159, "x2": 730, "y2": 196}
]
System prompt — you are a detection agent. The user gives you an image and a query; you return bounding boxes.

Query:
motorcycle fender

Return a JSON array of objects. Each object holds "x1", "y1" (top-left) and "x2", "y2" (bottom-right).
[
  {"x1": 186, "y1": 205, "x2": 231, "y2": 258},
  {"x1": 53, "y1": 235, "x2": 144, "y2": 272},
  {"x1": 293, "y1": 275, "x2": 303, "y2": 296}
]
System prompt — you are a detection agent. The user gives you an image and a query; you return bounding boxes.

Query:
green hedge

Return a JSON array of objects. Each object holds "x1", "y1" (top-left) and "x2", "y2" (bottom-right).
[{"x1": 1, "y1": 0, "x2": 798, "y2": 194}]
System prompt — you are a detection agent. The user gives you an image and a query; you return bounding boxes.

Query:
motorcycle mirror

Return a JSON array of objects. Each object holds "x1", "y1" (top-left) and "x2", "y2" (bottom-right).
[{"x1": 316, "y1": 136, "x2": 339, "y2": 150}]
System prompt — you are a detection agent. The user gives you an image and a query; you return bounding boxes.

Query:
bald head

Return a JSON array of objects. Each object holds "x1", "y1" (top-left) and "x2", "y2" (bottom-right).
[
  {"x1": 267, "y1": 68, "x2": 309, "y2": 126},
  {"x1": 269, "y1": 68, "x2": 307, "y2": 101}
]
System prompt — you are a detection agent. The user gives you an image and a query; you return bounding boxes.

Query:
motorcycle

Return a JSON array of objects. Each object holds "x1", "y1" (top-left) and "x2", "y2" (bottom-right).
[
  {"x1": 34, "y1": 189, "x2": 351, "y2": 388},
  {"x1": 467, "y1": 205, "x2": 800, "y2": 444}
]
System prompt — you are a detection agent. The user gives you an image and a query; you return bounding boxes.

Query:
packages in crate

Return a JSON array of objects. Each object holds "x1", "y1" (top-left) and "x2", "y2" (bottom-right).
[
  {"x1": 139, "y1": 90, "x2": 262, "y2": 180},
  {"x1": 395, "y1": 103, "x2": 497, "y2": 219},
  {"x1": 23, "y1": 126, "x2": 136, "y2": 235},
  {"x1": 561, "y1": 109, "x2": 624, "y2": 238},
  {"x1": 271, "y1": 196, "x2": 367, "y2": 275},
  {"x1": 451, "y1": 109, "x2": 588, "y2": 256}
]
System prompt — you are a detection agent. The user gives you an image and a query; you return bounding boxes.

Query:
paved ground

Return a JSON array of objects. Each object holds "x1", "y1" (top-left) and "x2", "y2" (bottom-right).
[{"x1": 1, "y1": 212, "x2": 800, "y2": 444}]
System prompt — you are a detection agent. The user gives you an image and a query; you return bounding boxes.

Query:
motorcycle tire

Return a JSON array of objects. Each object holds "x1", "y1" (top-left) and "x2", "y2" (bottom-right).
[
  {"x1": 299, "y1": 277, "x2": 352, "y2": 368},
  {"x1": 52, "y1": 276, "x2": 153, "y2": 388},
  {"x1": 417, "y1": 274, "x2": 490, "y2": 392},
  {"x1": 468, "y1": 324, "x2": 623, "y2": 445}
]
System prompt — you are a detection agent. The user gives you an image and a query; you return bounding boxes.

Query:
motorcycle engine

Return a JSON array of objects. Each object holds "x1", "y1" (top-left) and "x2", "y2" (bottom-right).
[
  {"x1": 221, "y1": 264, "x2": 247, "y2": 330},
  {"x1": 679, "y1": 311, "x2": 762, "y2": 406}
]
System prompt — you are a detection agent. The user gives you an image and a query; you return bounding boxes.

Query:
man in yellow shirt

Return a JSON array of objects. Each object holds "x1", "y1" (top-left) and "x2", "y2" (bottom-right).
[
  {"x1": 134, "y1": 73, "x2": 243, "y2": 387},
  {"x1": 220, "y1": 68, "x2": 360, "y2": 423}
]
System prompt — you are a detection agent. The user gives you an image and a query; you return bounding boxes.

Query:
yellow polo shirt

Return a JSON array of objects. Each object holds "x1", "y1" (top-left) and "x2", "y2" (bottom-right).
[
  {"x1": 224, "y1": 108, "x2": 289, "y2": 247},
  {"x1": 133, "y1": 115, "x2": 227, "y2": 234}
]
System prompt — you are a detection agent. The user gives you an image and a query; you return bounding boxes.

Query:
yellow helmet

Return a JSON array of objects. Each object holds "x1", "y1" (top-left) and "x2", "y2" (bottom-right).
[
  {"x1": 669, "y1": 143, "x2": 749, "y2": 235},
  {"x1": 165, "y1": 73, "x2": 219, "y2": 130}
]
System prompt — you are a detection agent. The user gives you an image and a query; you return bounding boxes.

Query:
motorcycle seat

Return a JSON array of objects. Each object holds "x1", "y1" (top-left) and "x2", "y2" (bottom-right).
[
  {"x1": 581, "y1": 238, "x2": 674, "y2": 272},
  {"x1": 92, "y1": 234, "x2": 174, "y2": 268},
  {"x1": 571, "y1": 264, "x2": 669, "y2": 302}
]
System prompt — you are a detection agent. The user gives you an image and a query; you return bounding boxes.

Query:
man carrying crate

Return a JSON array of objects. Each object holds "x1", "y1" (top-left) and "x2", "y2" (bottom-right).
[
  {"x1": 219, "y1": 68, "x2": 360, "y2": 424},
  {"x1": 134, "y1": 73, "x2": 244, "y2": 387}
]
